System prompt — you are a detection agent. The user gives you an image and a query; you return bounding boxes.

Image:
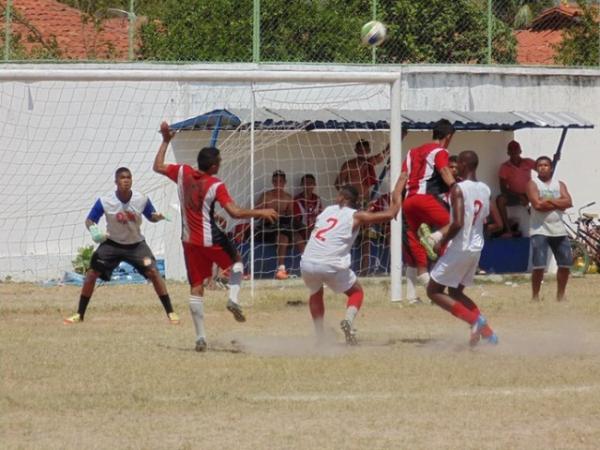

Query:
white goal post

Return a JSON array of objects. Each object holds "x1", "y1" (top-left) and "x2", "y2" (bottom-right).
[{"x1": 0, "y1": 66, "x2": 403, "y2": 301}]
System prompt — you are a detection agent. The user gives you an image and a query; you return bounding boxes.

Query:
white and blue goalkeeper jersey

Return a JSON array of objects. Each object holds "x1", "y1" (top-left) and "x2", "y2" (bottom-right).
[{"x1": 87, "y1": 191, "x2": 156, "y2": 245}]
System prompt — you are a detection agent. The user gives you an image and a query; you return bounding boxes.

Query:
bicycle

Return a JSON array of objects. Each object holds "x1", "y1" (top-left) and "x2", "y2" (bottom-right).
[{"x1": 562, "y1": 202, "x2": 600, "y2": 275}]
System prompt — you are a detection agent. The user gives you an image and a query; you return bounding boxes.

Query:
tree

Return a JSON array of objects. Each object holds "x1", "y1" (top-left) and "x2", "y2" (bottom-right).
[
  {"x1": 380, "y1": 0, "x2": 516, "y2": 64},
  {"x1": 138, "y1": 0, "x2": 516, "y2": 64},
  {"x1": 554, "y1": 1, "x2": 600, "y2": 66}
]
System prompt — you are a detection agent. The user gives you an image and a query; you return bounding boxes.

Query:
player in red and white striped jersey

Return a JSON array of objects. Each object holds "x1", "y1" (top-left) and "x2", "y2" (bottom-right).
[
  {"x1": 393, "y1": 119, "x2": 457, "y2": 285},
  {"x1": 154, "y1": 122, "x2": 278, "y2": 352}
]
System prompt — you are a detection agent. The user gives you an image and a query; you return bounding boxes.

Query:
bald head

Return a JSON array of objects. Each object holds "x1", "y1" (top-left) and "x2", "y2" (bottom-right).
[{"x1": 458, "y1": 150, "x2": 478, "y2": 170}]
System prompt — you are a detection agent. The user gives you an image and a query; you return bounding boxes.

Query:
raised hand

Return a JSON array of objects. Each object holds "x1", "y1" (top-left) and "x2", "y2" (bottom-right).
[{"x1": 160, "y1": 121, "x2": 175, "y2": 143}]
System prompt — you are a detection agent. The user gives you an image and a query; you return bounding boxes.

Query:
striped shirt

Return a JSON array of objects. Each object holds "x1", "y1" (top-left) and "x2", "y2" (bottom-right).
[
  {"x1": 165, "y1": 164, "x2": 233, "y2": 247},
  {"x1": 402, "y1": 142, "x2": 449, "y2": 197}
]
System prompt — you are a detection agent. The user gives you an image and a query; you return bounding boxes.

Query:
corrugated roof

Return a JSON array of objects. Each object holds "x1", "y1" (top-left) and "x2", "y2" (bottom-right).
[{"x1": 170, "y1": 109, "x2": 594, "y2": 132}]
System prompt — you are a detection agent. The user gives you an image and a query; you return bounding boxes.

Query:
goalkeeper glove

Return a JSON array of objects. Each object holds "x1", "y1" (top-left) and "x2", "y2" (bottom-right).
[{"x1": 89, "y1": 224, "x2": 108, "y2": 243}]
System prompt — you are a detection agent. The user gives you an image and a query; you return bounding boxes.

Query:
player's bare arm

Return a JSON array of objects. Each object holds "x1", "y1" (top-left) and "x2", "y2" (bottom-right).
[
  {"x1": 153, "y1": 121, "x2": 175, "y2": 175},
  {"x1": 526, "y1": 180, "x2": 555, "y2": 211},
  {"x1": 391, "y1": 171, "x2": 408, "y2": 208},
  {"x1": 439, "y1": 165, "x2": 456, "y2": 188},
  {"x1": 352, "y1": 198, "x2": 400, "y2": 229},
  {"x1": 223, "y1": 201, "x2": 278, "y2": 223}
]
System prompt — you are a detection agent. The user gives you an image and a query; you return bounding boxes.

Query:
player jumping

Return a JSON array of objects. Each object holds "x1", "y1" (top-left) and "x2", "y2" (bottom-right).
[
  {"x1": 300, "y1": 185, "x2": 400, "y2": 345},
  {"x1": 393, "y1": 119, "x2": 456, "y2": 284},
  {"x1": 425, "y1": 151, "x2": 502, "y2": 346},
  {"x1": 154, "y1": 122, "x2": 277, "y2": 352}
]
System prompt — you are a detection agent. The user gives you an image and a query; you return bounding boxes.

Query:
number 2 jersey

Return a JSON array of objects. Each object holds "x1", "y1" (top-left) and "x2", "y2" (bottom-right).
[
  {"x1": 301, "y1": 204, "x2": 359, "y2": 270},
  {"x1": 447, "y1": 179, "x2": 490, "y2": 253}
]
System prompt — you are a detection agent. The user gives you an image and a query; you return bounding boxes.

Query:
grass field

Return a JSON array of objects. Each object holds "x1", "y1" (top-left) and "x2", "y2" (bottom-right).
[{"x1": 2, "y1": 275, "x2": 600, "y2": 449}]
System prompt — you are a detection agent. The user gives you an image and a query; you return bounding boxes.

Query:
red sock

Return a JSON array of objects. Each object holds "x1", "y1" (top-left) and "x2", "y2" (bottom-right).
[
  {"x1": 309, "y1": 290, "x2": 324, "y2": 320},
  {"x1": 450, "y1": 301, "x2": 479, "y2": 325},
  {"x1": 346, "y1": 289, "x2": 363, "y2": 310}
]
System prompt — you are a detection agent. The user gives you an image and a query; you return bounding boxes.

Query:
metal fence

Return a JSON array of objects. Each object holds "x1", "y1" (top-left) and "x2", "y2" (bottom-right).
[{"x1": 1, "y1": 0, "x2": 599, "y2": 66}]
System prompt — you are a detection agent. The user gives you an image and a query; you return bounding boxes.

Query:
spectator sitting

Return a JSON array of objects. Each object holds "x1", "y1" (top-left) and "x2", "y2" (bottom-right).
[
  {"x1": 256, "y1": 170, "x2": 294, "y2": 280},
  {"x1": 335, "y1": 139, "x2": 389, "y2": 275},
  {"x1": 293, "y1": 174, "x2": 324, "y2": 253},
  {"x1": 497, "y1": 140, "x2": 536, "y2": 237}
]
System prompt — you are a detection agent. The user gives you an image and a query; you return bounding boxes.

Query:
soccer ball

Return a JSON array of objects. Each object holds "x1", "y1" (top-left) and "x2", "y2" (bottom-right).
[{"x1": 361, "y1": 20, "x2": 387, "y2": 47}]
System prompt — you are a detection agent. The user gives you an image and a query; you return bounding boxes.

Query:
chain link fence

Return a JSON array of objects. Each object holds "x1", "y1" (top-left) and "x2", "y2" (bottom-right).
[{"x1": 1, "y1": 0, "x2": 599, "y2": 66}]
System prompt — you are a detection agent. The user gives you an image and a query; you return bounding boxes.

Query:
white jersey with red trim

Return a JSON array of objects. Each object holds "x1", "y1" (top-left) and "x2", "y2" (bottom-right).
[
  {"x1": 447, "y1": 180, "x2": 490, "y2": 253},
  {"x1": 165, "y1": 164, "x2": 233, "y2": 247},
  {"x1": 301, "y1": 205, "x2": 358, "y2": 270}
]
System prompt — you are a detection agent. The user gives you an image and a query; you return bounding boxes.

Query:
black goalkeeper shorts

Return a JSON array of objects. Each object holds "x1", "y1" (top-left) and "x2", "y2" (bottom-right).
[{"x1": 91, "y1": 239, "x2": 157, "y2": 281}]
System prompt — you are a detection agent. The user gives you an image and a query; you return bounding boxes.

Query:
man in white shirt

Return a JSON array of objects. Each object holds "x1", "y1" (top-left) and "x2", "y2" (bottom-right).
[
  {"x1": 426, "y1": 151, "x2": 502, "y2": 346},
  {"x1": 301, "y1": 185, "x2": 400, "y2": 345},
  {"x1": 526, "y1": 156, "x2": 573, "y2": 302}
]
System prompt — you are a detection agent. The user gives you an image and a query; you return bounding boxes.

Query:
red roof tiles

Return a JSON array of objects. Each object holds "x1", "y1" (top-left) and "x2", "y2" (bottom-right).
[
  {"x1": 514, "y1": 3, "x2": 598, "y2": 65},
  {"x1": 2, "y1": 0, "x2": 132, "y2": 60}
]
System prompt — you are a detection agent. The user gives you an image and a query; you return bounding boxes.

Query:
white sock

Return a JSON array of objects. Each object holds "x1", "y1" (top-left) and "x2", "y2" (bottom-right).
[
  {"x1": 278, "y1": 264, "x2": 286, "y2": 271},
  {"x1": 228, "y1": 262, "x2": 243, "y2": 305},
  {"x1": 345, "y1": 306, "x2": 358, "y2": 324},
  {"x1": 189, "y1": 296, "x2": 205, "y2": 341},
  {"x1": 431, "y1": 231, "x2": 443, "y2": 244},
  {"x1": 406, "y1": 266, "x2": 418, "y2": 300},
  {"x1": 417, "y1": 272, "x2": 430, "y2": 286}
]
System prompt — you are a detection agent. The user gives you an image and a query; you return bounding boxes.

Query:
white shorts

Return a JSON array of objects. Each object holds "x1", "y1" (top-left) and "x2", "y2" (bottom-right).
[
  {"x1": 431, "y1": 249, "x2": 481, "y2": 288},
  {"x1": 300, "y1": 260, "x2": 357, "y2": 294}
]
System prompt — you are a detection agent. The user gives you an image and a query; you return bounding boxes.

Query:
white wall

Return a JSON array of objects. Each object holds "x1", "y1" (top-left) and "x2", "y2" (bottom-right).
[{"x1": 0, "y1": 64, "x2": 597, "y2": 281}]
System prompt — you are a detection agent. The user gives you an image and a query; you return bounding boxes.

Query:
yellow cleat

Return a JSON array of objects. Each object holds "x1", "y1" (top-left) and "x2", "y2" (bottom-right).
[
  {"x1": 167, "y1": 312, "x2": 180, "y2": 325},
  {"x1": 63, "y1": 313, "x2": 82, "y2": 324}
]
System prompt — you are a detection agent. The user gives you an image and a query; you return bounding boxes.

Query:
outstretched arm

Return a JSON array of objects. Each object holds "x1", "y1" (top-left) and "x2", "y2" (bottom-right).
[
  {"x1": 223, "y1": 201, "x2": 278, "y2": 223},
  {"x1": 353, "y1": 196, "x2": 401, "y2": 229},
  {"x1": 153, "y1": 121, "x2": 175, "y2": 175}
]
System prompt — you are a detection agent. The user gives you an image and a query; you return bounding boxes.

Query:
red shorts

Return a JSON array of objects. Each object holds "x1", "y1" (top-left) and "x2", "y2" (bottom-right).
[
  {"x1": 183, "y1": 242, "x2": 235, "y2": 287},
  {"x1": 403, "y1": 194, "x2": 450, "y2": 268}
]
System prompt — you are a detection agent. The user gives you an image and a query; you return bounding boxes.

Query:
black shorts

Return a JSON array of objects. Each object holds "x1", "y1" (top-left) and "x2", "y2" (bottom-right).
[
  {"x1": 257, "y1": 217, "x2": 293, "y2": 242},
  {"x1": 91, "y1": 239, "x2": 157, "y2": 281}
]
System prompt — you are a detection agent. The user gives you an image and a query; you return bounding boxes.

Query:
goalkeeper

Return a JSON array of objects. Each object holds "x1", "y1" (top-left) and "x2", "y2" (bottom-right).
[{"x1": 63, "y1": 167, "x2": 179, "y2": 325}]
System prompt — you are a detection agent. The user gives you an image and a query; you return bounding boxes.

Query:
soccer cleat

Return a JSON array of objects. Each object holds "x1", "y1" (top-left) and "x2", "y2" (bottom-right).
[
  {"x1": 486, "y1": 333, "x2": 499, "y2": 345},
  {"x1": 195, "y1": 338, "x2": 207, "y2": 352},
  {"x1": 63, "y1": 313, "x2": 82, "y2": 324},
  {"x1": 417, "y1": 223, "x2": 438, "y2": 261},
  {"x1": 167, "y1": 312, "x2": 180, "y2": 325},
  {"x1": 226, "y1": 299, "x2": 246, "y2": 323},
  {"x1": 340, "y1": 319, "x2": 358, "y2": 346},
  {"x1": 275, "y1": 268, "x2": 289, "y2": 280},
  {"x1": 469, "y1": 315, "x2": 488, "y2": 347}
]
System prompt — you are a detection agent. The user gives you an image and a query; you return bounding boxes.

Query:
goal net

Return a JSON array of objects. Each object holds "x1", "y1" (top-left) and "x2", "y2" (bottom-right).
[{"x1": 0, "y1": 67, "x2": 402, "y2": 297}]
